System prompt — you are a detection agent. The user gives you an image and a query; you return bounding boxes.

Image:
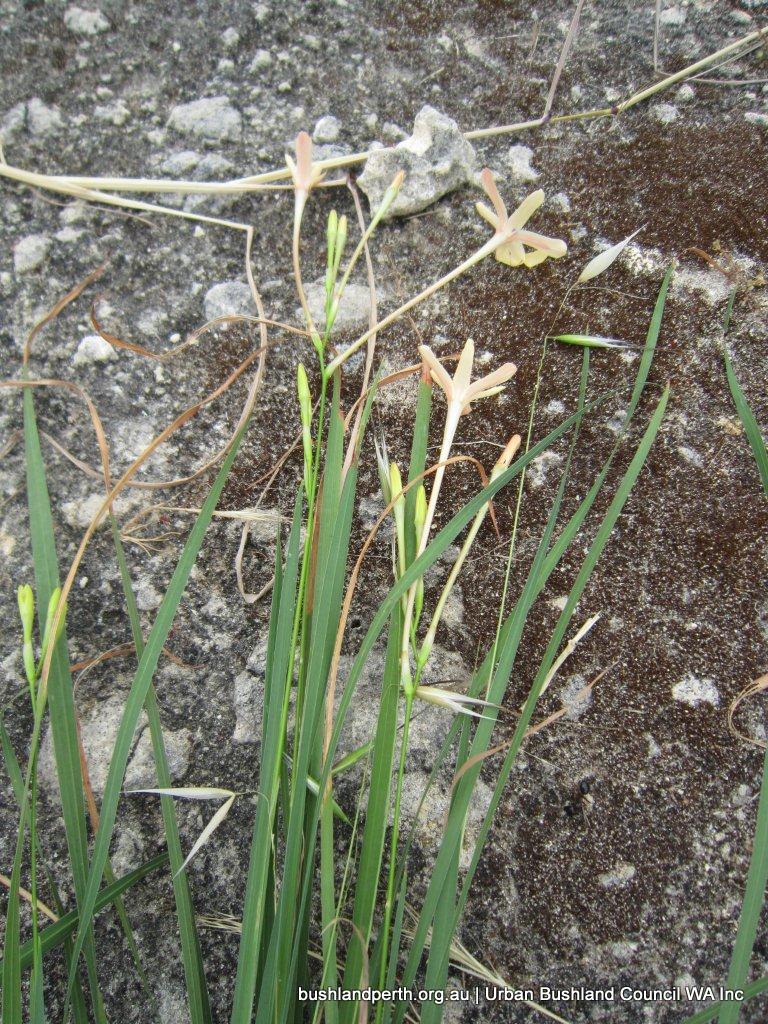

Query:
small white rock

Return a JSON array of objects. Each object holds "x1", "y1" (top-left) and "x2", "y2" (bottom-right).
[
  {"x1": 64, "y1": 6, "x2": 110, "y2": 34},
  {"x1": 313, "y1": 115, "x2": 340, "y2": 144},
  {"x1": 94, "y1": 100, "x2": 130, "y2": 126},
  {"x1": 222, "y1": 27, "x2": 240, "y2": 48},
  {"x1": 73, "y1": 334, "x2": 117, "y2": 366},
  {"x1": 160, "y1": 150, "x2": 201, "y2": 175},
  {"x1": 249, "y1": 49, "x2": 273, "y2": 72},
  {"x1": 658, "y1": 5, "x2": 686, "y2": 27},
  {"x1": 672, "y1": 674, "x2": 720, "y2": 708},
  {"x1": 168, "y1": 96, "x2": 241, "y2": 142},
  {"x1": 26, "y1": 97, "x2": 64, "y2": 135},
  {"x1": 13, "y1": 234, "x2": 51, "y2": 274},
  {"x1": 506, "y1": 144, "x2": 540, "y2": 182},
  {"x1": 203, "y1": 280, "x2": 257, "y2": 321},
  {"x1": 651, "y1": 102, "x2": 679, "y2": 124},
  {"x1": 598, "y1": 862, "x2": 636, "y2": 888},
  {"x1": 61, "y1": 493, "x2": 107, "y2": 530}
]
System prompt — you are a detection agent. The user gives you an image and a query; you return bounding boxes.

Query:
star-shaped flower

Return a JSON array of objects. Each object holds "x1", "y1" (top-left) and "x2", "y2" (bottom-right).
[
  {"x1": 476, "y1": 168, "x2": 567, "y2": 268},
  {"x1": 419, "y1": 338, "x2": 516, "y2": 416}
]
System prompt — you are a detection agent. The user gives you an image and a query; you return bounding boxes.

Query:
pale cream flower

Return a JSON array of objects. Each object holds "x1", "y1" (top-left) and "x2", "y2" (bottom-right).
[
  {"x1": 418, "y1": 338, "x2": 516, "y2": 416},
  {"x1": 415, "y1": 685, "x2": 499, "y2": 720},
  {"x1": 476, "y1": 168, "x2": 567, "y2": 269},
  {"x1": 285, "y1": 131, "x2": 325, "y2": 195}
]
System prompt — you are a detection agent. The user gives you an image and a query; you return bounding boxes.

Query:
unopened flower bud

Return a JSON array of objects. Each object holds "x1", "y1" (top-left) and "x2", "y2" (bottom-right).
[{"x1": 17, "y1": 585, "x2": 34, "y2": 645}]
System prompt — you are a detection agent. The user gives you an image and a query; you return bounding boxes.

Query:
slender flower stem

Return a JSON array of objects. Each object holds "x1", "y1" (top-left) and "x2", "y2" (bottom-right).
[
  {"x1": 325, "y1": 238, "x2": 499, "y2": 377},
  {"x1": 417, "y1": 493, "x2": 491, "y2": 671},
  {"x1": 292, "y1": 192, "x2": 316, "y2": 337},
  {"x1": 399, "y1": 403, "x2": 462, "y2": 689}
]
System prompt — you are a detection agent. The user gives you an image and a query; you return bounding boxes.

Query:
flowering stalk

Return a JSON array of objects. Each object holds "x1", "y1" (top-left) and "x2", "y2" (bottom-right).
[
  {"x1": 287, "y1": 131, "x2": 325, "y2": 337},
  {"x1": 416, "y1": 433, "x2": 521, "y2": 672},
  {"x1": 400, "y1": 341, "x2": 517, "y2": 695}
]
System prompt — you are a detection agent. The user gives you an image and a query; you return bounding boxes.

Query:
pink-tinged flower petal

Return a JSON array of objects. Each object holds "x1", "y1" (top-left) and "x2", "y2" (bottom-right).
[
  {"x1": 480, "y1": 168, "x2": 508, "y2": 226},
  {"x1": 516, "y1": 230, "x2": 568, "y2": 257},
  {"x1": 475, "y1": 201, "x2": 500, "y2": 230},
  {"x1": 509, "y1": 189, "x2": 545, "y2": 229},
  {"x1": 454, "y1": 339, "x2": 475, "y2": 395},
  {"x1": 295, "y1": 131, "x2": 313, "y2": 188},
  {"x1": 465, "y1": 361, "x2": 517, "y2": 404},
  {"x1": 494, "y1": 239, "x2": 526, "y2": 266},
  {"x1": 418, "y1": 345, "x2": 454, "y2": 398}
]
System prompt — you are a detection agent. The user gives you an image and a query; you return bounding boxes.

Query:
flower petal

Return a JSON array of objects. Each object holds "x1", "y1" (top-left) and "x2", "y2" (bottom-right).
[
  {"x1": 465, "y1": 361, "x2": 517, "y2": 404},
  {"x1": 517, "y1": 230, "x2": 568, "y2": 257},
  {"x1": 509, "y1": 189, "x2": 545, "y2": 229},
  {"x1": 494, "y1": 239, "x2": 526, "y2": 266},
  {"x1": 475, "y1": 201, "x2": 500, "y2": 230},
  {"x1": 523, "y1": 250, "x2": 550, "y2": 268},
  {"x1": 480, "y1": 168, "x2": 508, "y2": 226},
  {"x1": 454, "y1": 338, "x2": 475, "y2": 396},
  {"x1": 418, "y1": 344, "x2": 454, "y2": 399},
  {"x1": 577, "y1": 227, "x2": 643, "y2": 283},
  {"x1": 295, "y1": 131, "x2": 313, "y2": 186}
]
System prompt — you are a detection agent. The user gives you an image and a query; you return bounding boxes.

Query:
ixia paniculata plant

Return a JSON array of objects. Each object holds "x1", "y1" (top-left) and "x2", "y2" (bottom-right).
[{"x1": 2, "y1": 127, "x2": 670, "y2": 1024}]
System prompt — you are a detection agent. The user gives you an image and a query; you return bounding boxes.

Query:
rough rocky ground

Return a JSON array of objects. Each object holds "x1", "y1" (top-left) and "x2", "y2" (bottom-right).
[{"x1": 1, "y1": 1, "x2": 767, "y2": 1022}]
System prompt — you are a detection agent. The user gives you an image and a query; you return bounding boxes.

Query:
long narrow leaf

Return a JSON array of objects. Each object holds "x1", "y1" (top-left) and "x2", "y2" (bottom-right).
[{"x1": 62, "y1": 416, "x2": 251, "y2": 1009}]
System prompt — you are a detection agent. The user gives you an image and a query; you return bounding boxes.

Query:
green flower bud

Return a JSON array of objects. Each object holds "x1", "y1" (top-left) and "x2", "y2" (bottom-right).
[
  {"x1": 389, "y1": 462, "x2": 406, "y2": 578},
  {"x1": 333, "y1": 215, "x2": 348, "y2": 275},
  {"x1": 40, "y1": 587, "x2": 66, "y2": 662},
  {"x1": 17, "y1": 584, "x2": 34, "y2": 645},
  {"x1": 296, "y1": 364, "x2": 312, "y2": 428},
  {"x1": 297, "y1": 364, "x2": 314, "y2": 486},
  {"x1": 326, "y1": 209, "x2": 338, "y2": 265}
]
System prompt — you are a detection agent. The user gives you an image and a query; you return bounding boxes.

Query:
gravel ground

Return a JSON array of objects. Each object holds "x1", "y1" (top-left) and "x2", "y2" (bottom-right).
[{"x1": 1, "y1": 2, "x2": 767, "y2": 1022}]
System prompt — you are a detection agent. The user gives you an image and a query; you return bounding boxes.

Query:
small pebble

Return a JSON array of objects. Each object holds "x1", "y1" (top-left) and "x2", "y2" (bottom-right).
[{"x1": 13, "y1": 234, "x2": 51, "y2": 274}]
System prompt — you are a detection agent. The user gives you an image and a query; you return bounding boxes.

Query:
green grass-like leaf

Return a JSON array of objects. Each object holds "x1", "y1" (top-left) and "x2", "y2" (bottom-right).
[
  {"x1": 717, "y1": 308, "x2": 768, "y2": 1024},
  {"x1": 62, "y1": 414, "x2": 251, "y2": 1012}
]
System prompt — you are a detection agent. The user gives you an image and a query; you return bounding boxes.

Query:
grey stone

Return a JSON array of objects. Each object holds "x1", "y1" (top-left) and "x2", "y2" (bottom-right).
[
  {"x1": 167, "y1": 96, "x2": 242, "y2": 143},
  {"x1": 358, "y1": 105, "x2": 477, "y2": 218},
  {"x1": 38, "y1": 695, "x2": 192, "y2": 799},
  {"x1": 160, "y1": 150, "x2": 201, "y2": 175},
  {"x1": 203, "y1": 281, "x2": 257, "y2": 321},
  {"x1": 312, "y1": 115, "x2": 340, "y2": 144},
  {"x1": 301, "y1": 279, "x2": 382, "y2": 333},
  {"x1": 26, "y1": 98, "x2": 64, "y2": 135},
  {"x1": 13, "y1": 234, "x2": 51, "y2": 274},
  {"x1": 64, "y1": 6, "x2": 110, "y2": 34},
  {"x1": 233, "y1": 670, "x2": 263, "y2": 744}
]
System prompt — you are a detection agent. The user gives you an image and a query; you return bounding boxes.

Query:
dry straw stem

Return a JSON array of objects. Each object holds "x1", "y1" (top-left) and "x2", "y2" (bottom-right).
[
  {"x1": 0, "y1": 28, "x2": 763, "y2": 212},
  {"x1": 728, "y1": 673, "x2": 768, "y2": 750},
  {"x1": 0, "y1": 876, "x2": 58, "y2": 925}
]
